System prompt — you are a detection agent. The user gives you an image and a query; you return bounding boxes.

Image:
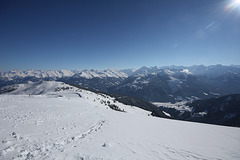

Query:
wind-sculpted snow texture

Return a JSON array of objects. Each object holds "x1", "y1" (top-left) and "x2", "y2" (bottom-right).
[{"x1": 0, "y1": 81, "x2": 240, "y2": 160}]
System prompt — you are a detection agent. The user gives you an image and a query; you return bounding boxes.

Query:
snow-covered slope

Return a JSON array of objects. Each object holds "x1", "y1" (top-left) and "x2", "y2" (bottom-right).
[
  {"x1": 0, "y1": 81, "x2": 240, "y2": 159},
  {"x1": 8, "y1": 81, "x2": 73, "y2": 95},
  {"x1": 1, "y1": 81, "x2": 150, "y2": 115}
]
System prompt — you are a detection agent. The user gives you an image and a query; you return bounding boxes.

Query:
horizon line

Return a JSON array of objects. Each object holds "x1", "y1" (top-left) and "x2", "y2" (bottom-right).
[{"x1": 1, "y1": 64, "x2": 240, "y2": 72}]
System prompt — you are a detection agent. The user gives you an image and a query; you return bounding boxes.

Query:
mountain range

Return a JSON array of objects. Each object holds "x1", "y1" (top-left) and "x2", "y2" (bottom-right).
[{"x1": 1, "y1": 65, "x2": 240, "y2": 103}]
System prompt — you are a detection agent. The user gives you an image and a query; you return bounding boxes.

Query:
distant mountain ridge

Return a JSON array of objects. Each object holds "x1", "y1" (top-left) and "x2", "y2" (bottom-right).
[
  {"x1": 1, "y1": 65, "x2": 240, "y2": 102},
  {"x1": 123, "y1": 64, "x2": 240, "y2": 77},
  {"x1": 0, "y1": 69, "x2": 128, "y2": 81},
  {"x1": 1, "y1": 65, "x2": 240, "y2": 80},
  {"x1": 112, "y1": 65, "x2": 240, "y2": 102}
]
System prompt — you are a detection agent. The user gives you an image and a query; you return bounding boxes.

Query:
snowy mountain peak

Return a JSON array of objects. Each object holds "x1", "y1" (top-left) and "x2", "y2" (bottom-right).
[
  {"x1": 0, "y1": 69, "x2": 128, "y2": 81},
  {"x1": 163, "y1": 69, "x2": 175, "y2": 75},
  {"x1": 0, "y1": 70, "x2": 76, "y2": 81},
  {"x1": 73, "y1": 69, "x2": 128, "y2": 79},
  {"x1": 180, "y1": 69, "x2": 192, "y2": 74},
  {"x1": 3, "y1": 81, "x2": 76, "y2": 95}
]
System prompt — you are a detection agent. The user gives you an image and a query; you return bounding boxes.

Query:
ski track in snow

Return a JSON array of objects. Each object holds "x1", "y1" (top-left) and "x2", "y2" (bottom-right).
[{"x1": 0, "y1": 81, "x2": 240, "y2": 160}]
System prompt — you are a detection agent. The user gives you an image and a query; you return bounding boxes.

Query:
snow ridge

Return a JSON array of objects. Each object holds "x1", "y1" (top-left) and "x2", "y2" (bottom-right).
[
  {"x1": 0, "y1": 69, "x2": 128, "y2": 81},
  {"x1": 73, "y1": 69, "x2": 128, "y2": 79}
]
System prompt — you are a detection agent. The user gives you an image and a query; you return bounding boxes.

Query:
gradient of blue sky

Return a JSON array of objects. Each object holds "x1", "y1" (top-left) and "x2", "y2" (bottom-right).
[{"x1": 0, "y1": 0, "x2": 240, "y2": 71}]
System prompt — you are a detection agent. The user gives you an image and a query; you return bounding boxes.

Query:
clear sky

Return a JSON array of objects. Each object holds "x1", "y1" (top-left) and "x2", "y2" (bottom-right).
[{"x1": 0, "y1": 0, "x2": 240, "y2": 71}]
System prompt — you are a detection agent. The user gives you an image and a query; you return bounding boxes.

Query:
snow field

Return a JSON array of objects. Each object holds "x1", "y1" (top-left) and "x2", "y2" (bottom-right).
[{"x1": 0, "y1": 81, "x2": 240, "y2": 160}]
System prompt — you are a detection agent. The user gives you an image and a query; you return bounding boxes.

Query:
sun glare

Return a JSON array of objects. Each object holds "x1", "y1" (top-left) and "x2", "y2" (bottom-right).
[
  {"x1": 233, "y1": 0, "x2": 240, "y2": 6},
  {"x1": 225, "y1": 0, "x2": 240, "y2": 10},
  {"x1": 235, "y1": 0, "x2": 240, "y2": 4}
]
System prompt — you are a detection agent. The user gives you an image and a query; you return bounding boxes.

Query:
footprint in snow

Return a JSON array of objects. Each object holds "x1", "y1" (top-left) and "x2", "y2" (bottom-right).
[{"x1": 102, "y1": 143, "x2": 111, "y2": 147}]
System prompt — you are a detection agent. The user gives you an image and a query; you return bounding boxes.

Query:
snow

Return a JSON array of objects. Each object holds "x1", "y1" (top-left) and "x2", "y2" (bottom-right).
[
  {"x1": 180, "y1": 69, "x2": 192, "y2": 74},
  {"x1": 0, "y1": 69, "x2": 128, "y2": 81},
  {"x1": 153, "y1": 101, "x2": 193, "y2": 112},
  {"x1": 73, "y1": 69, "x2": 128, "y2": 79},
  {"x1": 192, "y1": 111, "x2": 208, "y2": 118},
  {"x1": 132, "y1": 77, "x2": 149, "y2": 85},
  {"x1": 162, "y1": 111, "x2": 171, "y2": 117},
  {"x1": 1, "y1": 81, "x2": 240, "y2": 160},
  {"x1": 210, "y1": 92, "x2": 221, "y2": 96},
  {"x1": 164, "y1": 69, "x2": 175, "y2": 75},
  {"x1": 0, "y1": 70, "x2": 76, "y2": 80},
  {"x1": 9, "y1": 81, "x2": 71, "y2": 95}
]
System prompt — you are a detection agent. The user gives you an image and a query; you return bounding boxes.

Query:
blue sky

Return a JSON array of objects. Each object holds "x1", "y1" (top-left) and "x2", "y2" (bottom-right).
[{"x1": 0, "y1": 0, "x2": 240, "y2": 71}]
